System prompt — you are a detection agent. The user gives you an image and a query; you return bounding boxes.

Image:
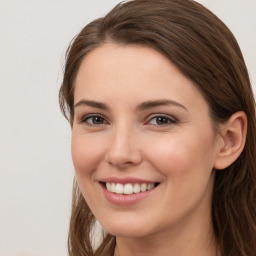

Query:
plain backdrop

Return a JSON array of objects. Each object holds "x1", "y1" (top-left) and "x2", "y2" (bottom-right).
[{"x1": 0, "y1": 0, "x2": 255, "y2": 255}]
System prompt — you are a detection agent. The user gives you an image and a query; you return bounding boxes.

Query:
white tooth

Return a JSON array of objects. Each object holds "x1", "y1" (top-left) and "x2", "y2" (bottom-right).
[
  {"x1": 124, "y1": 184, "x2": 133, "y2": 194},
  {"x1": 141, "y1": 183, "x2": 147, "y2": 192},
  {"x1": 107, "y1": 182, "x2": 156, "y2": 194},
  {"x1": 115, "y1": 183, "x2": 124, "y2": 194},
  {"x1": 147, "y1": 183, "x2": 155, "y2": 190},
  {"x1": 111, "y1": 183, "x2": 116, "y2": 193},
  {"x1": 133, "y1": 183, "x2": 141, "y2": 193},
  {"x1": 106, "y1": 182, "x2": 111, "y2": 191}
]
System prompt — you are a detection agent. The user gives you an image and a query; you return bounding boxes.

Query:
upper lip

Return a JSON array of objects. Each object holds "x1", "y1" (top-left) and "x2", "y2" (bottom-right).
[{"x1": 100, "y1": 177, "x2": 159, "y2": 184}]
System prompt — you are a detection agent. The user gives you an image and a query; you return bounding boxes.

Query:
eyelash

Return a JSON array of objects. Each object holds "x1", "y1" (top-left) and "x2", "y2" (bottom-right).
[
  {"x1": 146, "y1": 114, "x2": 177, "y2": 126},
  {"x1": 80, "y1": 114, "x2": 177, "y2": 127},
  {"x1": 80, "y1": 114, "x2": 108, "y2": 126}
]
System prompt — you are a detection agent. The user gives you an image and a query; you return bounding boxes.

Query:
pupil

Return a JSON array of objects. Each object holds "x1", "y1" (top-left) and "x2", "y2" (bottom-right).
[
  {"x1": 94, "y1": 117, "x2": 103, "y2": 124},
  {"x1": 157, "y1": 117, "x2": 167, "y2": 124}
]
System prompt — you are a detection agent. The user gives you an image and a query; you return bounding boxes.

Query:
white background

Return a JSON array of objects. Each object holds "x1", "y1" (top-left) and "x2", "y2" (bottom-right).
[{"x1": 0, "y1": 0, "x2": 255, "y2": 255}]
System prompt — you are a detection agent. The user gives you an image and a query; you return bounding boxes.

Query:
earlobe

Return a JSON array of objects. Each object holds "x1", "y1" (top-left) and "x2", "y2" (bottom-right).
[{"x1": 214, "y1": 111, "x2": 247, "y2": 170}]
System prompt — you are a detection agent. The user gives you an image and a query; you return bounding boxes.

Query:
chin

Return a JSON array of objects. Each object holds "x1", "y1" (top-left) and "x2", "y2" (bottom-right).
[{"x1": 99, "y1": 217, "x2": 156, "y2": 238}]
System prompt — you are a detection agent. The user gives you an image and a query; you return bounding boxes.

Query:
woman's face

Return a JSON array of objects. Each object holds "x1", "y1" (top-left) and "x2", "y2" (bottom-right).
[{"x1": 72, "y1": 43, "x2": 222, "y2": 239}]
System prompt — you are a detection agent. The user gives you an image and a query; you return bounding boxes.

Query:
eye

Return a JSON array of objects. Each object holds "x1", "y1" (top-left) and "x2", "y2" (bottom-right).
[
  {"x1": 147, "y1": 115, "x2": 176, "y2": 126},
  {"x1": 81, "y1": 115, "x2": 108, "y2": 126}
]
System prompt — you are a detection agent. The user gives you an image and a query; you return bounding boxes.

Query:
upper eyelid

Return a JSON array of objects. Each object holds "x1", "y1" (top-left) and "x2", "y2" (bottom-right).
[
  {"x1": 80, "y1": 113, "x2": 106, "y2": 120},
  {"x1": 79, "y1": 113, "x2": 109, "y2": 124},
  {"x1": 77, "y1": 112, "x2": 178, "y2": 124},
  {"x1": 145, "y1": 113, "x2": 177, "y2": 121}
]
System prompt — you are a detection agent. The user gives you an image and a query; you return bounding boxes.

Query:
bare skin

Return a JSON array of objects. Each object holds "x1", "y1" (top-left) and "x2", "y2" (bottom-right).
[{"x1": 72, "y1": 43, "x2": 245, "y2": 256}]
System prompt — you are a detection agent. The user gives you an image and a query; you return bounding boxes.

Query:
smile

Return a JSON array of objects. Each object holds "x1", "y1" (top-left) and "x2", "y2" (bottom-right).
[
  {"x1": 105, "y1": 182, "x2": 157, "y2": 195},
  {"x1": 100, "y1": 179, "x2": 160, "y2": 206}
]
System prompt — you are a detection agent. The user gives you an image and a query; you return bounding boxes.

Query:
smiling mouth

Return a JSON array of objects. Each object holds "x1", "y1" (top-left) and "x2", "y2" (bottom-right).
[{"x1": 102, "y1": 182, "x2": 160, "y2": 195}]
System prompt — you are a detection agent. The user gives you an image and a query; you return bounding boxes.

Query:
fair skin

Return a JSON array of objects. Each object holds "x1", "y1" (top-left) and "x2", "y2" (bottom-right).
[{"x1": 71, "y1": 43, "x2": 246, "y2": 256}]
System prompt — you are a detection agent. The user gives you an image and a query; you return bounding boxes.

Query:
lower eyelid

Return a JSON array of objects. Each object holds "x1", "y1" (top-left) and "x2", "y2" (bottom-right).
[
  {"x1": 147, "y1": 115, "x2": 177, "y2": 125},
  {"x1": 78, "y1": 113, "x2": 177, "y2": 126},
  {"x1": 80, "y1": 115, "x2": 107, "y2": 124}
]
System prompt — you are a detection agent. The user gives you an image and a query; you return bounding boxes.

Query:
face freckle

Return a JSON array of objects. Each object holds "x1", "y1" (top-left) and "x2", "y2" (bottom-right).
[{"x1": 71, "y1": 43, "x2": 221, "y2": 240}]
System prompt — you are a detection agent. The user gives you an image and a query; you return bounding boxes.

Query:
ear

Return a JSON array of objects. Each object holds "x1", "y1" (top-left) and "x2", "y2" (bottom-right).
[{"x1": 214, "y1": 111, "x2": 247, "y2": 170}]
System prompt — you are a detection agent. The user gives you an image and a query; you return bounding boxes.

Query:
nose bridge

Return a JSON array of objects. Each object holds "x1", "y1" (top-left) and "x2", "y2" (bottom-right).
[{"x1": 105, "y1": 122, "x2": 142, "y2": 167}]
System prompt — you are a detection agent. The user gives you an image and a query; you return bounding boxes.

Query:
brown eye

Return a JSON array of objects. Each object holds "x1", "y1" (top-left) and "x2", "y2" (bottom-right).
[
  {"x1": 82, "y1": 115, "x2": 107, "y2": 125},
  {"x1": 148, "y1": 115, "x2": 176, "y2": 126}
]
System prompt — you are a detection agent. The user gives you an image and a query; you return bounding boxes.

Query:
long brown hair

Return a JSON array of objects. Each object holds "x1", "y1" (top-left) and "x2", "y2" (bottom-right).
[{"x1": 59, "y1": 0, "x2": 256, "y2": 255}]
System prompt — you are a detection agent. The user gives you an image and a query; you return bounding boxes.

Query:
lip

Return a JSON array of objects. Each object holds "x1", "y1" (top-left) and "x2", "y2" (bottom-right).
[
  {"x1": 100, "y1": 177, "x2": 157, "y2": 184},
  {"x1": 99, "y1": 177, "x2": 159, "y2": 206}
]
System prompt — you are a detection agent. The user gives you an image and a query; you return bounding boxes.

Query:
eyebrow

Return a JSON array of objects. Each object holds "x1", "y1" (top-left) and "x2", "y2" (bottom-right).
[
  {"x1": 136, "y1": 99, "x2": 188, "y2": 111},
  {"x1": 74, "y1": 99, "x2": 109, "y2": 110},
  {"x1": 74, "y1": 99, "x2": 187, "y2": 111}
]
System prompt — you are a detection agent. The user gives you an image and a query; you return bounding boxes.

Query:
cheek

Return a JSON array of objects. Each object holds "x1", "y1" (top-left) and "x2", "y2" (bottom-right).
[
  {"x1": 71, "y1": 132, "x2": 106, "y2": 178},
  {"x1": 143, "y1": 132, "x2": 216, "y2": 222},
  {"x1": 144, "y1": 131, "x2": 216, "y2": 179}
]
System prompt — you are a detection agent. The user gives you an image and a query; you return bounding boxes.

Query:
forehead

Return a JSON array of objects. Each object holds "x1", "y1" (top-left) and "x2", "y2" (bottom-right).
[
  {"x1": 75, "y1": 43, "x2": 178, "y2": 90},
  {"x1": 74, "y1": 43, "x2": 208, "y2": 113}
]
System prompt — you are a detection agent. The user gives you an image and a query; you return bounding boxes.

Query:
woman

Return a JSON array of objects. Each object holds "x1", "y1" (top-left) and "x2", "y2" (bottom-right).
[{"x1": 59, "y1": 0, "x2": 256, "y2": 255}]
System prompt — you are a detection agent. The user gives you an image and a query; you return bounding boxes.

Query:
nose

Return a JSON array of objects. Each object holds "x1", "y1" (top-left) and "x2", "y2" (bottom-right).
[{"x1": 104, "y1": 125, "x2": 142, "y2": 168}]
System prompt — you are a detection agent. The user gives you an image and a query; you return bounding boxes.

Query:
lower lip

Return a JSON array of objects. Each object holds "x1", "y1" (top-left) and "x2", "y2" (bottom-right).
[{"x1": 101, "y1": 184, "x2": 157, "y2": 206}]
